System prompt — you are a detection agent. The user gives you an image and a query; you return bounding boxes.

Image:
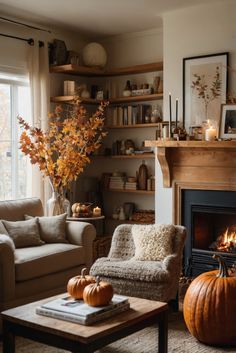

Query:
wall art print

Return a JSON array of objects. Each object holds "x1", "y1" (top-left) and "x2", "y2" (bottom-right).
[{"x1": 183, "y1": 52, "x2": 228, "y2": 132}]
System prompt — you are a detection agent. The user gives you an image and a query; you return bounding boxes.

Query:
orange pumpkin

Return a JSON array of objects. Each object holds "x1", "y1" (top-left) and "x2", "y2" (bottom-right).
[
  {"x1": 83, "y1": 276, "x2": 113, "y2": 306},
  {"x1": 67, "y1": 268, "x2": 95, "y2": 300},
  {"x1": 183, "y1": 254, "x2": 236, "y2": 346}
]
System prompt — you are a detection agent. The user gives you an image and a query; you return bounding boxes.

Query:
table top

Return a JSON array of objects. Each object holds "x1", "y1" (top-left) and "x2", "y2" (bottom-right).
[
  {"x1": 67, "y1": 215, "x2": 105, "y2": 221},
  {"x1": 2, "y1": 293, "x2": 168, "y2": 341}
]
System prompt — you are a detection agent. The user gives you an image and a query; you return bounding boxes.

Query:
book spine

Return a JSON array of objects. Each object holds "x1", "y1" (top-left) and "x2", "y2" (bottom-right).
[
  {"x1": 36, "y1": 303, "x2": 130, "y2": 326},
  {"x1": 36, "y1": 306, "x2": 87, "y2": 325}
]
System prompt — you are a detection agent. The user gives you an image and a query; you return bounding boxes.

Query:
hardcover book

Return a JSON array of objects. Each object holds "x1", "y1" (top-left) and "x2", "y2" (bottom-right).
[{"x1": 36, "y1": 294, "x2": 130, "y2": 325}]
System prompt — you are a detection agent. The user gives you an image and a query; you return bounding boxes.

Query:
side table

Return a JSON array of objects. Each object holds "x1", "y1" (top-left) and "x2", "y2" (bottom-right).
[{"x1": 67, "y1": 216, "x2": 105, "y2": 237}]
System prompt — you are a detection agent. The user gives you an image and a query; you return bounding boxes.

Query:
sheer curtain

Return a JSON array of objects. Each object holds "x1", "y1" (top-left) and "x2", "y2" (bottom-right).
[{"x1": 27, "y1": 39, "x2": 50, "y2": 210}]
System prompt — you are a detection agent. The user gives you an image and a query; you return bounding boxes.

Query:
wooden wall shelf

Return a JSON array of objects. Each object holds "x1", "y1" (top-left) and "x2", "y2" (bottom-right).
[
  {"x1": 104, "y1": 189, "x2": 154, "y2": 195},
  {"x1": 50, "y1": 93, "x2": 163, "y2": 104},
  {"x1": 91, "y1": 153, "x2": 154, "y2": 159},
  {"x1": 50, "y1": 62, "x2": 163, "y2": 77}
]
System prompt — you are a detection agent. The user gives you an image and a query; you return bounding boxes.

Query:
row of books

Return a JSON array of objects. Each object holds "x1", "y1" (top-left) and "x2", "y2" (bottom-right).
[
  {"x1": 107, "y1": 104, "x2": 152, "y2": 126},
  {"x1": 109, "y1": 176, "x2": 137, "y2": 190},
  {"x1": 36, "y1": 294, "x2": 130, "y2": 325}
]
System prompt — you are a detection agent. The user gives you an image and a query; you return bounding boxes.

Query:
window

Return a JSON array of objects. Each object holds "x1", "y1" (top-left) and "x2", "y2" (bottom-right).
[{"x1": 0, "y1": 70, "x2": 31, "y2": 200}]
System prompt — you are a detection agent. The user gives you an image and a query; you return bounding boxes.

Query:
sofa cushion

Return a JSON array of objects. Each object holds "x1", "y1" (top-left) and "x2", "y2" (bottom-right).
[
  {"x1": 2, "y1": 218, "x2": 44, "y2": 248},
  {"x1": 25, "y1": 213, "x2": 67, "y2": 243},
  {"x1": 0, "y1": 221, "x2": 8, "y2": 234},
  {"x1": 131, "y1": 224, "x2": 175, "y2": 261},
  {"x1": 15, "y1": 243, "x2": 85, "y2": 281}
]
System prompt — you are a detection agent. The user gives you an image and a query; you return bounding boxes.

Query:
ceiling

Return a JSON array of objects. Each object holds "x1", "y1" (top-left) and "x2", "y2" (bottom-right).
[{"x1": 0, "y1": 0, "x2": 219, "y2": 38}]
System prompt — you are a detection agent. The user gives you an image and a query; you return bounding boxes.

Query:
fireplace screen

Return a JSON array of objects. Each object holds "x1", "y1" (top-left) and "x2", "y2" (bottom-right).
[{"x1": 182, "y1": 189, "x2": 236, "y2": 277}]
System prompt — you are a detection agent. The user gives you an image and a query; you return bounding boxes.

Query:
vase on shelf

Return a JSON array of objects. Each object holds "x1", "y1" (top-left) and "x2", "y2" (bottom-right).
[{"x1": 60, "y1": 193, "x2": 71, "y2": 217}]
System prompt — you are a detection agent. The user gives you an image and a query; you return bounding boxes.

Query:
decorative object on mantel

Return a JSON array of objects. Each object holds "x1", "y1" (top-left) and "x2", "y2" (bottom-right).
[
  {"x1": 219, "y1": 103, "x2": 236, "y2": 140},
  {"x1": 183, "y1": 254, "x2": 236, "y2": 346},
  {"x1": 183, "y1": 52, "x2": 228, "y2": 132},
  {"x1": 18, "y1": 98, "x2": 108, "y2": 216},
  {"x1": 82, "y1": 42, "x2": 107, "y2": 68}
]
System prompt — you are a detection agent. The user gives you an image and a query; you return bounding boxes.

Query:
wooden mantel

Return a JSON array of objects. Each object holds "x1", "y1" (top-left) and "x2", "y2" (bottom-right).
[{"x1": 145, "y1": 140, "x2": 236, "y2": 188}]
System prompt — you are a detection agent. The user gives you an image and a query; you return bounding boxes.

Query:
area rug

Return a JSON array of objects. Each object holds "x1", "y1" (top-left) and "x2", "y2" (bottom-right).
[{"x1": 0, "y1": 310, "x2": 236, "y2": 353}]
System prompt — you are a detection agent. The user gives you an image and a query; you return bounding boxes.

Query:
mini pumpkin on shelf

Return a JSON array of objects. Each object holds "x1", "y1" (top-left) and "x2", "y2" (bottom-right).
[
  {"x1": 83, "y1": 276, "x2": 113, "y2": 307},
  {"x1": 67, "y1": 268, "x2": 96, "y2": 300},
  {"x1": 183, "y1": 254, "x2": 236, "y2": 346}
]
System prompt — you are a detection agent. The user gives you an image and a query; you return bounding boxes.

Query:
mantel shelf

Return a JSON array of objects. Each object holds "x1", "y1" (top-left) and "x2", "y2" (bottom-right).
[
  {"x1": 144, "y1": 139, "x2": 236, "y2": 188},
  {"x1": 145, "y1": 140, "x2": 236, "y2": 148}
]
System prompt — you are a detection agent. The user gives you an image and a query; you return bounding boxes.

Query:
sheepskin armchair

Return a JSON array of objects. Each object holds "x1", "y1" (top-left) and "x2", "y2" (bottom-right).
[{"x1": 90, "y1": 223, "x2": 186, "y2": 310}]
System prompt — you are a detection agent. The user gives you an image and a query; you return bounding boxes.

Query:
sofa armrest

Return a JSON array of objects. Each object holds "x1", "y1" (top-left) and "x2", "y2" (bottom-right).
[
  {"x1": 0, "y1": 242, "x2": 15, "y2": 303},
  {"x1": 66, "y1": 221, "x2": 96, "y2": 268}
]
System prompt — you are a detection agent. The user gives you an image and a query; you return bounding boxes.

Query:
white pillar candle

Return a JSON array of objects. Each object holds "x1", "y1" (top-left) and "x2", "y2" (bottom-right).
[
  {"x1": 93, "y1": 206, "x2": 101, "y2": 217},
  {"x1": 205, "y1": 126, "x2": 217, "y2": 141}
]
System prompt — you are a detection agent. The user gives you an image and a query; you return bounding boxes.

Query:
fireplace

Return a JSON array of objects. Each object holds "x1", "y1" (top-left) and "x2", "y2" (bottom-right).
[{"x1": 182, "y1": 189, "x2": 236, "y2": 276}]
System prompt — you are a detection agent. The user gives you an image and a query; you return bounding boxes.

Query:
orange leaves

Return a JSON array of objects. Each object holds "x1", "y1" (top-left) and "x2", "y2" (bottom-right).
[{"x1": 18, "y1": 99, "x2": 108, "y2": 193}]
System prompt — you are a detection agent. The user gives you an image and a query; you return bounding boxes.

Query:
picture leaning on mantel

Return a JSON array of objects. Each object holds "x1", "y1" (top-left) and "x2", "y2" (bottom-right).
[{"x1": 183, "y1": 52, "x2": 228, "y2": 133}]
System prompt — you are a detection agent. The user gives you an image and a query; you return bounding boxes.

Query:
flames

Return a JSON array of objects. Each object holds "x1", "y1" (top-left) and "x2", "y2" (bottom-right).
[{"x1": 214, "y1": 227, "x2": 236, "y2": 252}]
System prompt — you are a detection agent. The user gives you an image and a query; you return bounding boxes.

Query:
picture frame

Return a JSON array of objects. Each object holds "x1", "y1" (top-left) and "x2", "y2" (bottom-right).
[
  {"x1": 219, "y1": 104, "x2": 236, "y2": 139},
  {"x1": 183, "y1": 52, "x2": 228, "y2": 132}
]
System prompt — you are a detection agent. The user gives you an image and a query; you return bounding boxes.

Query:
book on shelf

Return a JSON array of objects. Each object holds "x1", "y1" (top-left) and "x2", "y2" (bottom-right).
[{"x1": 36, "y1": 294, "x2": 130, "y2": 325}]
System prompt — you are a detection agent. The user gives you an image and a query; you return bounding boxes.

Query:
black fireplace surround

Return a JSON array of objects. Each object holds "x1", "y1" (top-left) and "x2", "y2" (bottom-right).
[{"x1": 182, "y1": 189, "x2": 236, "y2": 277}]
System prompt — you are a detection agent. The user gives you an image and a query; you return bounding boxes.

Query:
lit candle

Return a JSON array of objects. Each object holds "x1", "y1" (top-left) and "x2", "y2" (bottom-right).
[
  {"x1": 205, "y1": 126, "x2": 217, "y2": 141},
  {"x1": 93, "y1": 206, "x2": 101, "y2": 217},
  {"x1": 175, "y1": 98, "x2": 178, "y2": 129},
  {"x1": 169, "y1": 92, "x2": 172, "y2": 137}
]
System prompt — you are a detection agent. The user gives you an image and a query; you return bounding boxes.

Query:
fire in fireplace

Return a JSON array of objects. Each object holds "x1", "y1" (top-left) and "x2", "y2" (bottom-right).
[
  {"x1": 182, "y1": 189, "x2": 236, "y2": 277},
  {"x1": 210, "y1": 227, "x2": 236, "y2": 253}
]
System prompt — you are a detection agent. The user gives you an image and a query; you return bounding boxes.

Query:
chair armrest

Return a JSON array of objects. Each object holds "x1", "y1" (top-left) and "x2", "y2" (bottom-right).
[
  {"x1": 163, "y1": 253, "x2": 182, "y2": 272},
  {"x1": 0, "y1": 242, "x2": 15, "y2": 303},
  {"x1": 66, "y1": 221, "x2": 96, "y2": 268}
]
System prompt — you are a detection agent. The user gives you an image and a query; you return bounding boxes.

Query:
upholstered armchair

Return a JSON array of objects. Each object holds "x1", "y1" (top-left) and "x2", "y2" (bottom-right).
[{"x1": 90, "y1": 223, "x2": 186, "y2": 310}]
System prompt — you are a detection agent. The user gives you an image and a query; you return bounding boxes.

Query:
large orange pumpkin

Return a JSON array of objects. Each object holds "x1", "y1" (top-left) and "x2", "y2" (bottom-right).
[
  {"x1": 83, "y1": 276, "x2": 113, "y2": 306},
  {"x1": 67, "y1": 268, "x2": 95, "y2": 300},
  {"x1": 183, "y1": 254, "x2": 236, "y2": 346}
]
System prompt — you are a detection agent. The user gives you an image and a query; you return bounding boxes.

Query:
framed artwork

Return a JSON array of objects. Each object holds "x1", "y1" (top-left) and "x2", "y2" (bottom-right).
[
  {"x1": 219, "y1": 104, "x2": 236, "y2": 139},
  {"x1": 183, "y1": 52, "x2": 228, "y2": 132}
]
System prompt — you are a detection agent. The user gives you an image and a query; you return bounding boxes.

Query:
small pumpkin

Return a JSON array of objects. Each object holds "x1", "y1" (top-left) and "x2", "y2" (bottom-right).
[
  {"x1": 183, "y1": 254, "x2": 236, "y2": 346},
  {"x1": 67, "y1": 268, "x2": 96, "y2": 300},
  {"x1": 83, "y1": 276, "x2": 113, "y2": 306},
  {"x1": 71, "y1": 203, "x2": 81, "y2": 214}
]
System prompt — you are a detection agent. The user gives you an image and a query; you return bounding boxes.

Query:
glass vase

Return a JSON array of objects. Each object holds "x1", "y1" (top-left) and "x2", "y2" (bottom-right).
[{"x1": 47, "y1": 191, "x2": 64, "y2": 216}]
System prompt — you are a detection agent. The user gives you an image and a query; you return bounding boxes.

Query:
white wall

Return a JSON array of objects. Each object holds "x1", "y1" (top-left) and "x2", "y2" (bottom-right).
[{"x1": 156, "y1": 0, "x2": 236, "y2": 224}]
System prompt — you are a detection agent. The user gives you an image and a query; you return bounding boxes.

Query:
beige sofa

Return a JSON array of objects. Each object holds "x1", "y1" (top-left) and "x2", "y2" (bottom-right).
[{"x1": 0, "y1": 198, "x2": 96, "y2": 316}]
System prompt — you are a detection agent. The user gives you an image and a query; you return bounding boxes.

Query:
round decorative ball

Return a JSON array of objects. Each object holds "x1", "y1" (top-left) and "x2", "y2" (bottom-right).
[{"x1": 82, "y1": 42, "x2": 107, "y2": 68}]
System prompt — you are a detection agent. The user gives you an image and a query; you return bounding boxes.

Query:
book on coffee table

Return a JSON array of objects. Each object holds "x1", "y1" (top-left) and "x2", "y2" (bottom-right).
[{"x1": 36, "y1": 294, "x2": 130, "y2": 325}]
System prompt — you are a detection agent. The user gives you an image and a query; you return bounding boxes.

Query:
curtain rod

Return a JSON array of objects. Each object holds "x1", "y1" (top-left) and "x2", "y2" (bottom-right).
[
  {"x1": 0, "y1": 16, "x2": 51, "y2": 33},
  {"x1": 0, "y1": 33, "x2": 44, "y2": 47}
]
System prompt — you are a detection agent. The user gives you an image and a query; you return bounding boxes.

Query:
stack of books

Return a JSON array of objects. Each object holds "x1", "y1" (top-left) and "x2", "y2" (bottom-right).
[
  {"x1": 36, "y1": 294, "x2": 130, "y2": 325},
  {"x1": 125, "y1": 181, "x2": 137, "y2": 190},
  {"x1": 109, "y1": 176, "x2": 125, "y2": 190}
]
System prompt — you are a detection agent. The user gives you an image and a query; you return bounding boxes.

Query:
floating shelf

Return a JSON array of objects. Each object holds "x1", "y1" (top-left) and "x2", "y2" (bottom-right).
[
  {"x1": 50, "y1": 93, "x2": 163, "y2": 104},
  {"x1": 104, "y1": 189, "x2": 154, "y2": 195},
  {"x1": 91, "y1": 153, "x2": 154, "y2": 159},
  {"x1": 106, "y1": 122, "x2": 166, "y2": 129},
  {"x1": 49, "y1": 62, "x2": 163, "y2": 77}
]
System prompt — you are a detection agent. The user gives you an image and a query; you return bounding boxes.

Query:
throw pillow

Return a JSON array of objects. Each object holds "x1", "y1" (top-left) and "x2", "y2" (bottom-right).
[
  {"x1": 25, "y1": 213, "x2": 67, "y2": 243},
  {"x1": 0, "y1": 220, "x2": 8, "y2": 234},
  {"x1": 0, "y1": 233, "x2": 15, "y2": 251},
  {"x1": 2, "y1": 218, "x2": 44, "y2": 248},
  {"x1": 131, "y1": 224, "x2": 176, "y2": 261}
]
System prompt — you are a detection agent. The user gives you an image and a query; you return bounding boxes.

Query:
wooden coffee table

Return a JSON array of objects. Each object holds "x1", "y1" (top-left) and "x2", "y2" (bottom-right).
[{"x1": 1, "y1": 294, "x2": 168, "y2": 353}]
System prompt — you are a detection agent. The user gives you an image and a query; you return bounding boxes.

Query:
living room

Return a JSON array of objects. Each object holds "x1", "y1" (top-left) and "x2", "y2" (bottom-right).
[{"x1": 1, "y1": 0, "x2": 236, "y2": 352}]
